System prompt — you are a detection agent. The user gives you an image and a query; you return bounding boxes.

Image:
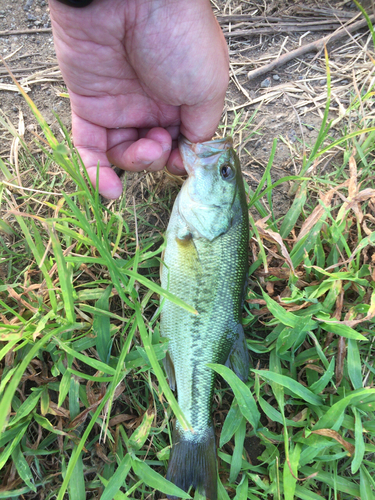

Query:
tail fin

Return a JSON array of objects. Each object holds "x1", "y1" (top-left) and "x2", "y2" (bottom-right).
[{"x1": 166, "y1": 424, "x2": 217, "y2": 500}]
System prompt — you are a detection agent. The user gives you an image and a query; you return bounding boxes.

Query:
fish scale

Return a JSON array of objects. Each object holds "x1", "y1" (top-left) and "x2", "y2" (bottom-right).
[{"x1": 161, "y1": 136, "x2": 249, "y2": 500}]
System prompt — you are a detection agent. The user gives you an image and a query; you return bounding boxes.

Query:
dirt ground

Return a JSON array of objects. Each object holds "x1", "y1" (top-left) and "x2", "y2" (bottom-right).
[{"x1": 0, "y1": 0, "x2": 373, "y2": 219}]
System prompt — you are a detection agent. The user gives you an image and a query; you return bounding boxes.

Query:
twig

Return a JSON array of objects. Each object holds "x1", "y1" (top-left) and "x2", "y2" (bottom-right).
[
  {"x1": 217, "y1": 11, "x2": 355, "y2": 23},
  {"x1": 0, "y1": 28, "x2": 52, "y2": 37},
  {"x1": 133, "y1": 196, "x2": 139, "y2": 251},
  {"x1": 2, "y1": 181, "x2": 64, "y2": 196},
  {"x1": 248, "y1": 15, "x2": 374, "y2": 81},
  {"x1": 0, "y1": 65, "x2": 54, "y2": 75},
  {"x1": 224, "y1": 23, "x2": 349, "y2": 38},
  {"x1": 292, "y1": 6, "x2": 358, "y2": 19}
]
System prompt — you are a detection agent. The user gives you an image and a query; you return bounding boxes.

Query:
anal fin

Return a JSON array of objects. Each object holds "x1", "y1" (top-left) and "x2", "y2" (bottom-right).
[{"x1": 225, "y1": 324, "x2": 250, "y2": 382}]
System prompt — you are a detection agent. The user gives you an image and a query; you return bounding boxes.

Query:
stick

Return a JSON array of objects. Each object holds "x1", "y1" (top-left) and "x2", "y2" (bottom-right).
[
  {"x1": 0, "y1": 28, "x2": 52, "y2": 37},
  {"x1": 224, "y1": 23, "x2": 347, "y2": 38},
  {"x1": 247, "y1": 15, "x2": 373, "y2": 81},
  {"x1": 220, "y1": 17, "x2": 350, "y2": 27},
  {"x1": 0, "y1": 65, "x2": 54, "y2": 75},
  {"x1": 217, "y1": 9, "x2": 355, "y2": 23}
]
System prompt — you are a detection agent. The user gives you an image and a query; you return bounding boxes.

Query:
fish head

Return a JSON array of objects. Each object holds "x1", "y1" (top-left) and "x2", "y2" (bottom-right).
[{"x1": 177, "y1": 135, "x2": 246, "y2": 241}]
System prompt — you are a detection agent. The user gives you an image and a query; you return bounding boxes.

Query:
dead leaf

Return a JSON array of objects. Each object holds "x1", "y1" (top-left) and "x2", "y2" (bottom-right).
[
  {"x1": 311, "y1": 429, "x2": 355, "y2": 455},
  {"x1": 292, "y1": 408, "x2": 308, "y2": 422},
  {"x1": 57, "y1": 418, "x2": 64, "y2": 453},
  {"x1": 282, "y1": 302, "x2": 311, "y2": 312},
  {"x1": 336, "y1": 336, "x2": 346, "y2": 387},
  {"x1": 103, "y1": 382, "x2": 126, "y2": 415},
  {"x1": 354, "y1": 188, "x2": 375, "y2": 203},
  {"x1": 95, "y1": 443, "x2": 113, "y2": 464},
  {"x1": 322, "y1": 304, "x2": 375, "y2": 329},
  {"x1": 108, "y1": 414, "x2": 135, "y2": 427},
  {"x1": 256, "y1": 267, "x2": 301, "y2": 280},
  {"x1": 5, "y1": 347, "x2": 14, "y2": 368},
  {"x1": 286, "y1": 456, "x2": 318, "y2": 481},
  {"x1": 69, "y1": 395, "x2": 104, "y2": 429},
  {"x1": 336, "y1": 153, "x2": 375, "y2": 223},
  {"x1": 49, "y1": 402, "x2": 70, "y2": 418},
  {"x1": 255, "y1": 217, "x2": 295, "y2": 273},
  {"x1": 266, "y1": 281, "x2": 274, "y2": 295},
  {"x1": 297, "y1": 180, "x2": 349, "y2": 242},
  {"x1": 7, "y1": 286, "x2": 38, "y2": 314},
  {"x1": 340, "y1": 187, "x2": 375, "y2": 223},
  {"x1": 305, "y1": 364, "x2": 325, "y2": 374},
  {"x1": 348, "y1": 152, "x2": 357, "y2": 199},
  {"x1": 324, "y1": 287, "x2": 344, "y2": 349},
  {"x1": 363, "y1": 218, "x2": 373, "y2": 236}
]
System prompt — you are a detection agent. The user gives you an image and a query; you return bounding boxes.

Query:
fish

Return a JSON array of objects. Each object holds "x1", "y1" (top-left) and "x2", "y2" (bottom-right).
[{"x1": 160, "y1": 135, "x2": 250, "y2": 500}]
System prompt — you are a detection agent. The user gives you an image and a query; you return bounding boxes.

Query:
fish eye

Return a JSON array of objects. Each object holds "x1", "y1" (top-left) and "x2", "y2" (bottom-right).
[{"x1": 220, "y1": 164, "x2": 234, "y2": 180}]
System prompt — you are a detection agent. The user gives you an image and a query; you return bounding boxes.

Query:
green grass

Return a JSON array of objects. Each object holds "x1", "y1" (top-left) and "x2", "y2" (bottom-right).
[{"x1": 1, "y1": 38, "x2": 375, "y2": 500}]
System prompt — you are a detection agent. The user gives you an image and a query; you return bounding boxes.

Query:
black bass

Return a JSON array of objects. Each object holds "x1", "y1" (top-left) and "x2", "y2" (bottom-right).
[{"x1": 160, "y1": 136, "x2": 249, "y2": 500}]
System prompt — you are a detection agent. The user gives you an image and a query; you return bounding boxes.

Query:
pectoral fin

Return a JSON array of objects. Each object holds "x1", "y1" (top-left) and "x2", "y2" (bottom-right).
[
  {"x1": 225, "y1": 324, "x2": 250, "y2": 382},
  {"x1": 163, "y1": 351, "x2": 176, "y2": 391}
]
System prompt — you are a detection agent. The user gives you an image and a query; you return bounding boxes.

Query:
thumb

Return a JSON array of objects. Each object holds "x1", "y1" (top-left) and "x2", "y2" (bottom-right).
[
  {"x1": 167, "y1": 94, "x2": 226, "y2": 175},
  {"x1": 180, "y1": 92, "x2": 227, "y2": 143}
]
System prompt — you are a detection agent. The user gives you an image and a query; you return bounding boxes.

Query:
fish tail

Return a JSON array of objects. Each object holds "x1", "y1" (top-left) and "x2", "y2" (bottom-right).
[{"x1": 166, "y1": 423, "x2": 217, "y2": 500}]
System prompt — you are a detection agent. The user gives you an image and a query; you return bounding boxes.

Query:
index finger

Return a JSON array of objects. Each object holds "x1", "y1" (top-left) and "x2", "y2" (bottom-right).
[{"x1": 72, "y1": 111, "x2": 128, "y2": 199}]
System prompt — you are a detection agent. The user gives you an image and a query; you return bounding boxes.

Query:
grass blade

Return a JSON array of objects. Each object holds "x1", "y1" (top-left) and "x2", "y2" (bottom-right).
[
  {"x1": 208, "y1": 363, "x2": 260, "y2": 431},
  {"x1": 351, "y1": 407, "x2": 365, "y2": 474},
  {"x1": 313, "y1": 388, "x2": 375, "y2": 430},
  {"x1": 252, "y1": 370, "x2": 323, "y2": 406},
  {"x1": 101, "y1": 454, "x2": 132, "y2": 500},
  {"x1": 135, "y1": 303, "x2": 192, "y2": 431},
  {"x1": 93, "y1": 285, "x2": 113, "y2": 364},
  {"x1": 348, "y1": 338, "x2": 363, "y2": 389},
  {"x1": 132, "y1": 459, "x2": 191, "y2": 499}
]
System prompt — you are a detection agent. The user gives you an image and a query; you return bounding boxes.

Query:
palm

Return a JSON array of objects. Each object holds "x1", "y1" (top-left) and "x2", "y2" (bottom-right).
[{"x1": 50, "y1": 0, "x2": 228, "y2": 198}]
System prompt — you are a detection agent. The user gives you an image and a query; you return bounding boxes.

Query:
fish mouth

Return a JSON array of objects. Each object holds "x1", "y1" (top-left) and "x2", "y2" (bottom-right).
[{"x1": 179, "y1": 135, "x2": 233, "y2": 160}]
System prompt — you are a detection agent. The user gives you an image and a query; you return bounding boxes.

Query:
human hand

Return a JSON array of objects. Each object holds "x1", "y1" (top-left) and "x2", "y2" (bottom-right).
[{"x1": 49, "y1": 0, "x2": 229, "y2": 199}]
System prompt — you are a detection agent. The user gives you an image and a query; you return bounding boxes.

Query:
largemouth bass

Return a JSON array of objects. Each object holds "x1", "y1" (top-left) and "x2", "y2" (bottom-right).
[{"x1": 160, "y1": 136, "x2": 249, "y2": 500}]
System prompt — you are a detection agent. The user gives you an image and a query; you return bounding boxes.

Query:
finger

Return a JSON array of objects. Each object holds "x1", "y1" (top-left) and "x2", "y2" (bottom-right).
[
  {"x1": 143, "y1": 128, "x2": 172, "y2": 171},
  {"x1": 72, "y1": 112, "x2": 124, "y2": 199},
  {"x1": 107, "y1": 128, "x2": 138, "y2": 150},
  {"x1": 167, "y1": 148, "x2": 186, "y2": 175},
  {"x1": 179, "y1": 35, "x2": 229, "y2": 143},
  {"x1": 107, "y1": 127, "x2": 172, "y2": 172},
  {"x1": 138, "y1": 125, "x2": 180, "y2": 140},
  {"x1": 165, "y1": 125, "x2": 180, "y2": 141},
  {"x1": 86, "y1": 165, "x2": 124, "y2": 199},
  {"x1": 166, "y1": 126, "x2": 180, "y2": 151},
  {"x1": 180, "y1": 95, "x2": 226, "y2": 144}
]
